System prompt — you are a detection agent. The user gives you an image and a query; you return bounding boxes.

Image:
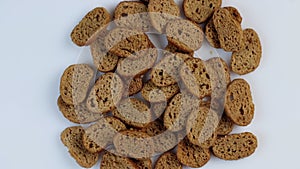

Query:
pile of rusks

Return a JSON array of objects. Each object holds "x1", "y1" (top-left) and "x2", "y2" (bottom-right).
[{"x1": 58, "y1": 0, "x2": 262, "y2": 168}]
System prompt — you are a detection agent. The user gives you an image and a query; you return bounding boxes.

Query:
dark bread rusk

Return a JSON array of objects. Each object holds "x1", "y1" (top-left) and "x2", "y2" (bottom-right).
[
  {"x1": 101, "y1": 151, "x2": 139, "y2": 169},
  {"x1": 133, "y1": 158, "x2": 152, "y2": 169},
  {"x1": 71, "y1": 7, "x2": 110, "y2": 46},
  {"x1": 231, "y1": 28, "x2": 262, "y2": 75},
  {"x1": 212, "y1": 132, "x2": 258, "y2": 160},
  {"x1": 114, "y1": 1, "x2": 151, "y2": 31},
  {"x1": 86, "y1": 73, "x2": 124, "y2": 114},
  {"x1": 60, "y1": 126, "x2": 99, "y2": 168},
  {"x1": 166, "y1": 19, "x2": 204, "y2": 53},
  {"x1": 216, "y1": 114, "x2": 234, "y2": 135},
  {"x1": 60, "y1": 64, "x2": 94, "y2": 105},
  {"x1": 123, "y1": 76, "x2": 144, "y2": 96},
  {"x1": 225, "y1": 79, "x2": 255, "y2": 126},
  {"x1": 213, "y1": 8, "x2": 244, "y2": 52},
  {"x1": 82, "y1": 117, "x2": 127, "y2": 153},
  {"x1": 177, "y1": 137, "x2": 210, "y2": 168},
  {"x1": 164, "y1": 43, "x2": 194, "y2": 57},
  {"x1": 112, "y1": 98, "x2": 152, "y2": 128},
  {"x1": 154, "y1": 152, "x2": 182, "y2": 169},
  {"x1": 148, "y1": 0, "x2": 180, "y2": 33},
  {"x1": 57, "y1": 96, "x2": 103, "y2": 124}
]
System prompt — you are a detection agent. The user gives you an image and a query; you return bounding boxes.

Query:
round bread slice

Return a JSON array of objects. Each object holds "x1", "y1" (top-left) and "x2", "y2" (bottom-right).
[
  {"x1": 71, "y1": 7, "x2": 110, "y2": 46},
  {"x1": 216, "y1": 114, "x2": 234, "y2": 135},
  {"x1": 90, "y1": 31, "x2": 119, "y2": 73},
  {"x1": 166, "y1": 19, "x2": 204, "y2": 53},
  {"x1": 113, "y1": 130, "x2": 155, "y2": 159},
  {"x1": 224, "y1": 6, "x2": 243, "y2": 24},
  {"x1": 186, "y1": 106, "x2": 219, "y2": 148},
  {"x1": 212, "y1": 132, "x2": 258, "y2": 160},
  {"x1": 112, "y1": 98, "x2": 152, "y2": 128},
  {"x1": 164, "y1": 43, "x2": 194, "y2": 57},
  {"x1": 133, "y1": 158, "x2": 152, "y2": 169},
  {"x1": 60, "y1": 64, "x2": 95, "y2": 105},
  {"x1": 154, "y1": 152, "x2": 182, "y2": 169},
  {"x1": 225, "y1": 79, "x2": 254, "y2": 126},
  {"x1": 180, "y1": 58, "x2": 212, "y2": 98},
  {"x1": 117, "y1": 48, "x2": 158, "y2": 77},
  {"x1": 151, "y1": 53, "x2": 191, "y2": 87},
  {"x1": 123, "y1": 76, "x2": 144, "y2": 96},
  {"x1": 104, "y1": 28, "x2": 153, "y2": 58},
  {"x1": 183, "y1": 0, "x2": 222, "y2": 23},
  {"x1": 101, "y1": 151, "x2": 138, "y2": 169},
  {"x1": 60, "y1": 126, "x2": 99, "y2": 168},
  {"x1": 82, "y1": 117, "x2": 127, "y2": 153},
  {"x1": 231, "y1": 28, "x2": 262, "y2": 75},
  {"x1": 177, "y1": 137, "x2": 210, "y2": 168},
  {"x1": 57, "y1": 96, "x2": 103, "y2": 124},
  {"x1": 86, "y1": 73, "x2": 124, "y2": 114},
  {"x1": 141, "y1": 80, "x2": 179, "y2": 103},
  {"x1": 163, "y1": 92, "x2": 200, "y2": 132},
  {"x1": 213, "y1": 8, "x2": 244, "y2": 52},
  {"x1": 148, "y1": 0, "x2": 180, "y2": 33},
  {"x1": 114, "y1": 1, "x2": 151, "y2": 31}
]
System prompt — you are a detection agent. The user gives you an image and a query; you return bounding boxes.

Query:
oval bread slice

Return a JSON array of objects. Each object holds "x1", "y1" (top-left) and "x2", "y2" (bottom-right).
[
  {"x1": 154, "y1": 152, "x2": 182, "y2": 169},
  {"x1": 101, "y1": 151, "x2": 138, "y2": 169}
]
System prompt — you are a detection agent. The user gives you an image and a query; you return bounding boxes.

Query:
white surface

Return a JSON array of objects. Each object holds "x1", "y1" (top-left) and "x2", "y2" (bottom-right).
[{"x1": 0, "y1": 0, "x2": 300, "y2": 169}]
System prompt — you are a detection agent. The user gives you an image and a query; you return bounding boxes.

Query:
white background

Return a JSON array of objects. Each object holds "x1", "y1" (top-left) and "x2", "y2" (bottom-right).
[{"x1": 0, "y1": 0, "x2": 300, "y2": 169}]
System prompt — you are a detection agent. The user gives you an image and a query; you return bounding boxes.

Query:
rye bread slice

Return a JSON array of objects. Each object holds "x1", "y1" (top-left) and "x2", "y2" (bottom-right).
[
  {"x1": 71, "y1": 7, "x2": 110, "y2": 46},
  {"x1": 104, "y1": 28, "x2": 153, "y2": 58},
  {"x1": 60, "y1": 64, "x2": 94, "y2": 105},
  {"x1": 117, "y1": 48, "x2": 158, "y2": 77},
  {"x1": 90, "y1": 31, "x2": 119, "y2": 73},
  {"x1": 141, "y1": 80, "x2": 179, "y2": 103},
  {"x1": 133, "y1": 158, "x2": 152, "y2": 169},
  {"x1": 177, "y1": 137, "x2": 210, "y2": 168},
  {"x1": 212, "y1": 132, "x2": 258, "y2": 160},
  {"x1": 166, "y1": 19, "x2": 204, "y2": 53},
  {"x1": 216, "y1": 114, "x2": 234, "y2": 135},
  {"x1": 60, "y1": 126, "x2": 99, "y2": 168},
  {"x1": 101, "y1": 151, "x2": 138, "y2": 169},
  {"x1": 231, "y1": 28, "x2": 262, "y2": 75},
  {"x1": 112, "y1": 98, "x2": 152, "y2": 128},
  {"x1": 82, "y1": 117, "x2": 127, "y2": 153},
  {"x1": 180, "y1": 58, "x2": 212, "y2": 98},
  {"x1": 148, "y1": 0, "x2": 180, "y2": 33},
  {"x1": 123, "y1": 76, "x2": 144, "y2": 96},
  {"x1": 225, "y1": 79, "x2": 254, "y2": 126},
  {"x1": 150, "y1": 102, "x2": 167, "y2": 120},
  {"x1": 224, "y1": 6, "x2": 243, "y2": 24},
  {"x1": 183, "y1": 0, "x2": 222, "y2": 24},
  {"x1": 154, "y1": 152, "x2": 182, "y2": 169},
  {"x1": 57, "y1": 96, "x2": 103, "y2": 124},
  {"x1": 213, "y1": 8, "x2": 244, "y2": 52},
  {"x1": 151, "y1": 52, "x2": 191, "y2": 87},
  {"x1": 164, "y1": 43, "x2": 194, "y2": 57},
  {"x1": 163, "y1": 92, "x2": 200, "y2": 132},
  {"x1": 113, "y1": 130, "x2": 155, "y2": 159},
  {"x1": 114, "y1": 1, "x2": 151, "y2": 31},
  {"x1": 86, "y1": 73, "x2": 124, "y2": 114},
  {"x1": 186, "y1": 106, "x2": 219, "y2": 148}
]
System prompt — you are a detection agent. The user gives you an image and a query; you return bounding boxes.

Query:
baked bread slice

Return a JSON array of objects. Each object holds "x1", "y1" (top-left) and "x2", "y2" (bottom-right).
[
  {"x1": 231, "y1": 28, "x2": 262, "y2": 75},
  {"x1": 154, "y1": 152, "x2": 182, "y2": 169},
  {"x1": 133, "y1": 158, "x2": 152, "y2": 169},
  {"x1": 101, "y1": 151, "x2": 138, "y2": 169},
  {"x1": 60, "y1": 126, "x2": 99, "y2": 168},
  {"x1": 71, "y1": 7, "x2": 110, "y2": 46},
  {"x1": 123, "y1": 77, "x2": 144, "y2": 96},
  {"x1": 164, "y1": 43, "x2": 194, "y2": 57},
  {"x1": 216, "y1": 114, "x2": 234, "y2": 135},
  {"x1": 212, "y1": 132, "x2": 258, "y2": 160},
  {"x1": 60, "y1": 64, "x2": 94, "y2": 105},
  {"x1": 86, "y1": 73, "x2": 124, "y2": 114}
]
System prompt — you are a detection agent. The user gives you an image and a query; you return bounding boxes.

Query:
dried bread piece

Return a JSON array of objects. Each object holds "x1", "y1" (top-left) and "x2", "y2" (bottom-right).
[
  {"x1": 183, "y1": 0, "x2": 222, "y2": 23},
  {"x1": 213, "y1": 8, "x2": 244, "y2": 52},
  {"x1": 86, "y1": 73, "x2": 124, "y2": 114},
  {"x1": 150, "y1": 102, "x2": 167, "y2": 120},
  {"x1": 148, "y1": 0, "x2": 180, "y2": 33},
  {"x1": 82, "y1": 117, "x2": 127, "y2": 153},
  {"x1": 141, "y1": 80, "x2": 179, "y2": 103},
  {"x1": 57, "y1": 96, "x2": 103, "y2": 124},
  {"x1": 166, "y1": 19, "x2": 204, "y2": 53},
  {"x1": 71, "y1": 7, "x2": 110, "y2": 46},
  {"x1": 101, "y1": 151, "x2": 138, "y2": 169},
  {"x1": 154, "y1": 152, "x2": 182, "y2": 169},
  {"x1": 60, "y1": 126, "x2": 99, "y2": 168},
  {"x1": 164, "y1": 43, "x2": 194, "y2": 57},
  {"x1": 112, "y1": 98, "x2": 152, "y2": 128},
  {"x1": 133, "y1": 158, "x2": 152, "y2": 169},
  {"x1": 114, "y1": 1, "x2": 151, "y2": 31},
  {"x1": 231, "y1": 28, "x2": 262, "y2": 75},
  {"x1": 212, "y1": 132, "x2": 258, "y2": 160},
  {"x1": 225, "y1": 79, "x2": 254, "y2": 126},
  {"x1": 177, "y1": 137, "x2": 210, "y2": 168},
  {"x1": 216, "y1": 114, "x2": 234, "y2": 135},
  {"x1": 60, "y1": 64, "x2": 94, "y2": 105},
  {"x1": 123, "y1": 77, "x2": 144, "y2": 96},
  {"x1": 224, "y1": 6, "x2": 243, "y2": 24},
  {"x1": 113, "y1": 130, "x2": 155, "y2": 159}
]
